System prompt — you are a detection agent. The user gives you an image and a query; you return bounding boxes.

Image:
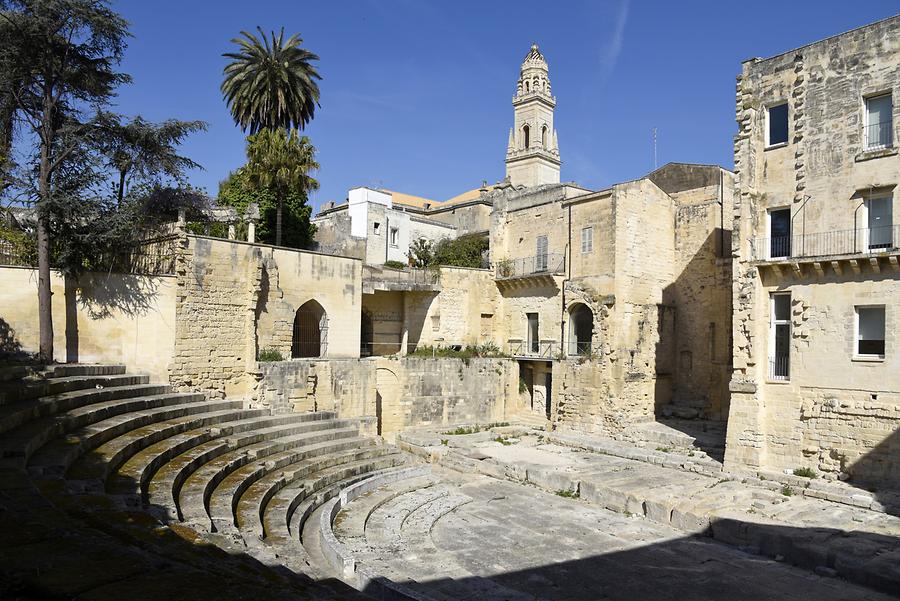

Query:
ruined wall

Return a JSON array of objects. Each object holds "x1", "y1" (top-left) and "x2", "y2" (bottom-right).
[
  {"x1": 726, "y1": 16, "x2": 900, "y2": 482},
  {"x1": 0, "y1": 266, "x2": 176, "y2": 382},
  {"x1": 170, "y1": 235, "x2": 361, "y2": 398},
  {"x1": 311, "y1": 209, "x2": 367, "y2": 260},
  {"x1": 251, "y1": 357, "x2": 518, "y2": 442}
]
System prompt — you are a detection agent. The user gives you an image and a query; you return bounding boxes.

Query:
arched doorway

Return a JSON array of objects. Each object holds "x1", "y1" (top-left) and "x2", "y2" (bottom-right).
[
  {"x1": 568, "y1": 303, "x2": 593, "y2": 356},
  {"x1": 292, "y1": 300, "x2": 327, "y2": 358}
]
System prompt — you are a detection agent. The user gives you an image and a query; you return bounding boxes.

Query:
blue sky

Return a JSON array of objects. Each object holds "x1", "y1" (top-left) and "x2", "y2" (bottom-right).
[{"x1": 114, "y1": 1, "x2": 897, "y2": 210}]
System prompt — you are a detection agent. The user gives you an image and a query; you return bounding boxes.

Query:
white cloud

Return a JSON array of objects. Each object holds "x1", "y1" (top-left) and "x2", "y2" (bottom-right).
[{"x1": 599, "y1": 0, "x2": 630, "y2": 77}]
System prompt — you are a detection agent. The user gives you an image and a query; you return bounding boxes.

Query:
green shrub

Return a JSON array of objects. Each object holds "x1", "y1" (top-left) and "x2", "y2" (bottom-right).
[
  {"x1": 409, "y1": 342, "x2": 508, "y2": 360},
  {"x1": 383, "y1": 259, "x2": 407, "y2": 269},
  {"x1": 555, "y1": 489, "x2": 579, "y2": 499},
  {"x1": 781, "y1": 485, "x2": 794, "y2": 497},
  {"x1": 258, "y1": 348, "x2": 284, "y2": 362},
  {"x1": 792, "y1": 467, "x2": 817, "y2": 479},
  {"x1": 432, "y1": 233, "x2": 489, "y2": 268}
]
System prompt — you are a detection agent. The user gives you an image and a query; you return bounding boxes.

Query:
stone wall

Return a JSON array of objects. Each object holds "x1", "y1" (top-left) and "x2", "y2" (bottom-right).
[
  {"x1": 169, "y1": 235, "x2": 361, "y2": 398},
  {"x1": 0, "y1": 266, "x2": 176, "y2": 382},
  {"x1": 726, "y1": 16, "x2": 900, "y2": 485},
  {"x1": 251, "y1": 356, "x2": 518, "y2": 441}
]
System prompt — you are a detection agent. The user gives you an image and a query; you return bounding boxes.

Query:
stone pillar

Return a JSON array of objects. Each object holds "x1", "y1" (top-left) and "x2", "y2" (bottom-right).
[
  {"x1": 247, "y1": 221, "x2": 256, "y2": 244},
  {"x1": 227, "y1": 222, "x2": 236, "y2": 240}
]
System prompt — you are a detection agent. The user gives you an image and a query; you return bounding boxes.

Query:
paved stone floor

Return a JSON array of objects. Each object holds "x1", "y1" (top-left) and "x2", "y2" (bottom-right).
[{"x1": 342, "y1": 469, "x2": 895, "y2": 601}]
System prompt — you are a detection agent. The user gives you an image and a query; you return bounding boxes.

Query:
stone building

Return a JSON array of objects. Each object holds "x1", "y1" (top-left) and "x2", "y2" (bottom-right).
[{"x1": 726, "y1": 15, "x2": 900, "y2": 486}]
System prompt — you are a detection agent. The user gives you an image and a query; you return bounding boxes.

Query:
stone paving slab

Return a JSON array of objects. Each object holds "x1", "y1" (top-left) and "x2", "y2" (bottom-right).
[
  {"x1": 397, "y1": 428, "x2": 900, "y2": 596},
  {"x1": 335, "y1": 469, "x2": 894, "y2": 600}
]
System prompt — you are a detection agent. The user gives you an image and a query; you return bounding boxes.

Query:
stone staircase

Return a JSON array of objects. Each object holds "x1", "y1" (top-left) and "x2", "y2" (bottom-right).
[{"x1": 0, "y1": 364, "x2": 421, "y2": 600}]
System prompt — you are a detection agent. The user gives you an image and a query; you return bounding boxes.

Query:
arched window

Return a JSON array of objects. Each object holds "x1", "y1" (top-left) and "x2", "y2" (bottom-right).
[
  {"x1": 523, "y1": 124, "x2": 530, "y2": 149},
  {"x1": 568, "y1": 303, "x2": 594, "y2": 356},
  {"x1": 292, "y1": 300, "x2": 327, "y2": 358},
  {"x1": 541, "y1": 125, "x2": 549, "y2": 148},
  {"x1": 524, "y1": 80, "x2": 530, "y2": 92}
]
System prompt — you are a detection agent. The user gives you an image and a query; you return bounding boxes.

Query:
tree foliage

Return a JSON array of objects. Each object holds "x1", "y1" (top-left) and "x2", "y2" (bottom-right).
[
  {"x1": 407, "y1": 237, "x2": 434, "y2": 268},
  {"x1": 98, "y1": 113, "x2": 206, "y2": 204},
  {"x1": 217, "y1": 167, "x2": 315, "y2": 249},
  {"x1": 431, "y1": 234, "x2": 489, "y2": 268},
  {"x1": 242, "y1": 127, "x2": 318, "y2": 247},
  {"x1": 221, "y1": 27, "x2": 321, "y2": 134}
]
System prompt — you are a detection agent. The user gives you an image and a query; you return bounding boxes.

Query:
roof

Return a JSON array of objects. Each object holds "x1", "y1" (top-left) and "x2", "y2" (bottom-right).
[{"x1": 380, "y1": 190, "x2": 438, "y2": 209}]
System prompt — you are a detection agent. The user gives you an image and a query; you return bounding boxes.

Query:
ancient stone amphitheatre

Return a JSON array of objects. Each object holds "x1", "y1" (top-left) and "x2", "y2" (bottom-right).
[{"x1": 1, "y1": 3, "x2": 899, "y2": 600}]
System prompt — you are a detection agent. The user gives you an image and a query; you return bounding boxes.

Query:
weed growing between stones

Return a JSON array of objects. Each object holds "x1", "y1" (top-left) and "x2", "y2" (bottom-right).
[
  {"x1": 494, "y1": 436, "x2": 516, "y2": 446},
  {"x1": 555, "y1": 489, "x2": 579, "y2": 499},
  {"x1": 258, "y1": 348, "x2": 284, "y2": 361},
  {"x1": 442, "y1": 422, "x2": 511, "y2": 436},
  {"x1": 655, "y1": 446, "x2": 673, "y2": 453},
  {"x1": 440, "y1": 439, "x2": 448, "y2": 446},
  {"x1": 792, "y1": 467, "x2": 817, "y2": 479},
  {"x1": 781, "y1": 485, "x2": 794, "y2": 497}
]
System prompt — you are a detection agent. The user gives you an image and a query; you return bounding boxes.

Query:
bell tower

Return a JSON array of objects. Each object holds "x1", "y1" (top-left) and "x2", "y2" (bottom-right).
[{"x1": 505, "y1": 44, "x2": 561, "y2": 188}]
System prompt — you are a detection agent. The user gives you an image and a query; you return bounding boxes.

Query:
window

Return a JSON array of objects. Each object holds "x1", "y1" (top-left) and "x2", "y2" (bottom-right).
[
  {"x1": 581, "y1": 226, "x2": 593, "y2": 254},
  {"x1": 535, "y1": 235, "x2": 548, "y2": 271},
  {"x1": 389, "y1": 227, "x2": 399, "y2": 247},
  {"x1": 866, "y1": 196, "x2": 893, "y2": 250},
  {"x1": 541, "y1": 125, "x2": 549, "y2": 148},
  {"x1": 527, "y1": 313, "x2": 539, "y2": 354},
  {"x1": 766, "y1": 103, "x2": 789, "y2": 147},
  {"x1": 373, "y1": 222, "x2": 381, "y2": 235},
  {"x1": 769, "y1": 293, "x2": 791, "y2": 380},
  {"x1": 769, "y1": 208, "x2": 791, "y2": 258},
  {"x1": 856, "y1": 306, "x2": 885, "y2": 358},
  {"x1": 523, "y1": 124, "x2": 530, "y2": 149},
  {"x1": 865, "y1": 93, "x2": 893, "y2": 150}
]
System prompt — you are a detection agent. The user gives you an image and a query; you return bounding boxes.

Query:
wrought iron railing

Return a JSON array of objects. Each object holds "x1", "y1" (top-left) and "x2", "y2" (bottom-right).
[
  {"x1": 495, "y1": 252, "x2": 565, "y2": 279},
  {"x1": 750, "y1": 225, "x2": 899, "y2": 261},
  {"x1": 865, "y1": 120, "x2": 893, "y2": 150},
  {"x1": 768, "y1": 356, "x2": 789, "y2": 381},
  {"x1": 508, "y1": 340, "x2": 558, "y2": 358},
  {"x1": 567, "y1": 340, "x2": 592, "y2": 357},
  {"x1": 0, "y1": 234, "x2": 179, "y2": 275}
]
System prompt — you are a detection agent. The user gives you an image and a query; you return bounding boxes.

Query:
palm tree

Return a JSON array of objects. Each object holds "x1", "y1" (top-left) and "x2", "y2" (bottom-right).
[
  {"x1": 244, "y1": 128, "x2": 319, "y2": 246},
  {"x1": 221, "y1": 27, "x2": 321, "y2": 134}
]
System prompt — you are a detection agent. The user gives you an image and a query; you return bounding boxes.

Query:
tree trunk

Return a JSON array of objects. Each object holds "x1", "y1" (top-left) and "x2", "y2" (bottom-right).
[
  {"x1": 275, "y1": 197, "x2": 283, "y2": 247},
  {"x1": 37, "y1": 146, "x2": 53, "y2": 363},
  {"x1": 116, "y1": 169, "x2": 126, "y2": 205}
]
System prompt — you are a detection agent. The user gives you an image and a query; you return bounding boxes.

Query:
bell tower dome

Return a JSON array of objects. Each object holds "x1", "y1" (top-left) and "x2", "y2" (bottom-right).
[{"x1": 505, "y1": 44, "x2": 561, "y2": 187}]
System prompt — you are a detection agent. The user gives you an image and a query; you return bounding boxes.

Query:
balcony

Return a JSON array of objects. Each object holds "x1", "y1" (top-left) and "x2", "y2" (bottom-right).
[
  {"x1": 507, "y1": 339, "x2": 559, "y2": 360},
  {"x1": 495, "y1": 253, "x2": 565, "y2": 287},
  {"x1": 750, "y1": 225, "x2": 900, "y2": 277},
  {"x1": 362, "y1": 265, "x2": 440, "y2": 293}
]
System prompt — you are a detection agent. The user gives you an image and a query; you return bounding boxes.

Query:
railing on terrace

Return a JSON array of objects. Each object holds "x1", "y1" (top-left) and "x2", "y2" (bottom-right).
[
  {"x1": 0, "y1": 234, "x2": 179, "y2": 275},
  {"x1": 567, "y1": 340, "x2": 592, "y2": 357},
  {"x1": 750, "y1": 225, "x2": 900, "y2": 261},
  {"x1": 362, "y1": 265, "x2": 440, "y2": 286},
  {"x1": 507, "y1": 340, "x2": 559, "y2": 359},
  {"x1": 495, "y1": 253, "x2": 565, "y2": 279},
  {"x1": 768, "y1": 356, "x2": 790, "y2": 382},
  {"x1": 865, "y1": 120, "x2": 893, "y2": 151}
]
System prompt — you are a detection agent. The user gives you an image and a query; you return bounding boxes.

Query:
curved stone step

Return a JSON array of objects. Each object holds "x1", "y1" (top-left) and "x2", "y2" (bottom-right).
[
  {"x1": 364, "y1": 485, "x2": 452, "y2": 550},
  {"x1": 145, "y1": 412, "x2": 342, "y2": 518},
  {"x1": 0, "y1": 383, "x2": 173, "y2": 434},
  {"x1": 42, "y1": 364, "x2": 128, "y2": 378},
  {"x1": 0, "y1": 373, "x2": 149, "y2": 406},
  {"x1": 211, "y1": 438, "x2": 382, "y2": 534},
  {"x1": 179, "y1": 428, "x2": 366, "y2": 529},
  {"x1": 119, "y1": 412, "x2": 335, "y2": 504},
  {"x1": 333, "y1": 475, "x2": 439, "y2": 550},
  {"x1": 0, "y1": 385, "x2": 195, "y2": 467},
  {"x1": 106, "y1": 411, "x2": 302, "y2": 497},
  {"x1": 26, "y1": 398, "x2": 236, "y2": 477},
  {"x1": 65, "y1": 406, "x2": 255, "y2": 486},
  {"x1": 247, "y1": 447, "x2": 402, "y2": 540}
]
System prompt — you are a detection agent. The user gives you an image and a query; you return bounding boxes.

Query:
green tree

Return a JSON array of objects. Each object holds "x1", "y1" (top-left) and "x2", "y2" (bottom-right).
[
  {"x1": 432, "y1": 234, "x2": 489, "y2": 268},
  {"x1": 99, "y1": 114, "x2": 206, "y2": 205},
  {"x1": 221, "y1": 27, "x2": 321, "y2": 134},
  {"x1": 217, "y1": 168, "x2": 315, "y2": 249},
  {"x1": 407, "y1": 237, "x2": 434, "y2": 268},
  {"x1": 243, "y1": 128, "x2": 318, "y2": 247},
  {"x1": 0, "y1": 0, "x2": 130, "y2": 362}
]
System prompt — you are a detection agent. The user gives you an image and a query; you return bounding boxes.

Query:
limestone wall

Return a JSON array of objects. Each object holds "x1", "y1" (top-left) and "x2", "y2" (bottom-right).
[
  {"x1": 251, "y1": 357, "x2": 518, "y2": 441},
  {"x1": 0, "y1": 266, "x2": 176, "y2": 382},
  {"x1": 169, "y1": 235, "x2": 361, "y2": 398},
  {"x1": 727, "y1": 16, "x2": 900, "y2": 484}
]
